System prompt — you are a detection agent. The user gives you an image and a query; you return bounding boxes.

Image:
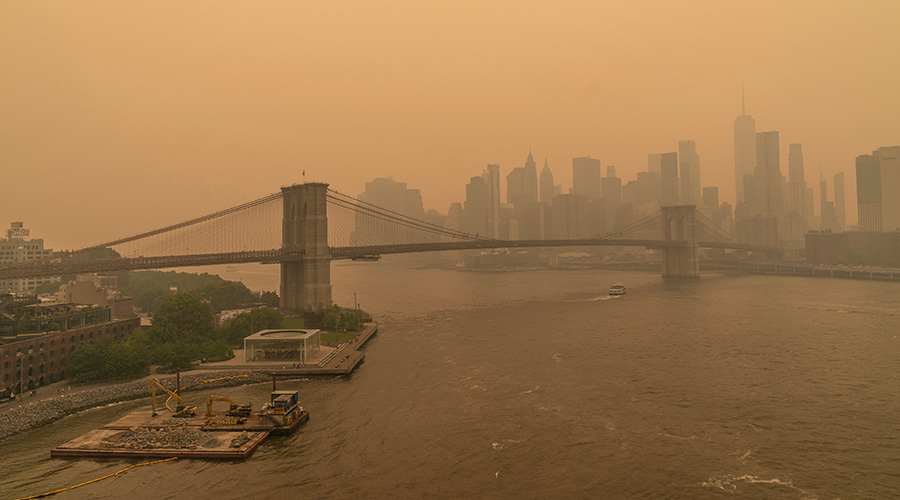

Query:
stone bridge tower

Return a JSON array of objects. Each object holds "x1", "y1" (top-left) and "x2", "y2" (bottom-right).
[
  {"x1": 661, "y1": 205, "x2": 700, "y2": 278},
  {"x1": 280, "y1": 182, "x2": 332, "y2": 310}
]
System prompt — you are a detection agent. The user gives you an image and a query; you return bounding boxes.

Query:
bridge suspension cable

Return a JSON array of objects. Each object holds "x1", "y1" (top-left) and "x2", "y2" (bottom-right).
[{"x1": 326, "y1": 189, "x2": 484, "y2": 242}]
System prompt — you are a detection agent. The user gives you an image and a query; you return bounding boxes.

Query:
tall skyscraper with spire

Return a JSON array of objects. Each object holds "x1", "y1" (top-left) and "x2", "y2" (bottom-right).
[
  {"x1": 523, "y1": 151, "x2": 539, "y2": 204},
  {"x1": 733, "y1": 87, "x2": 757, "y2": 205},
  {"x1": 539, "y1": 159, "x2": 555, "y2": 205}
]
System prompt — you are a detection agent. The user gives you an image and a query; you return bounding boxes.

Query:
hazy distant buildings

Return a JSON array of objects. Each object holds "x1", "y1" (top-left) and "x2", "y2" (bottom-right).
[
  {"x1": 660, "y1": 152, "x2": 679, "y2": 207},
  {"x1": 678, "y1": 140, "x2": 701, "y2": 206},
  {"x1": 702, "y1": 187, "x2": 718, "y2": 210},
  {"x1": 820, "y1": 175, "x2": 838, "y2": 232},
  {"x1": 551, "y1": 194, "x2": 590, "y2": 240},
  {"x1": 572, "y1": 156, "x2": 602, "y2": 201},
  {"x1": 856, "y1": 146, "x2": 900, "y2": 232},
  {"x1": 484, "y1": 164, "x2": 501, "y2": 238},
  {"x1": 833, "y1": 172, "x2": 845, "y2": 231},
  {"x1": 753, "y1": 131, "x2": 784, "y2": 218},
  {"x1": 463, "y1": 175, "x2": 491, "y2": 237},
  {"x1": 351, "y1": 177, "x2": 427, "y2": 245},
  {"x1": 786, "y1": 144, "x2": 809, "y2": 220}
]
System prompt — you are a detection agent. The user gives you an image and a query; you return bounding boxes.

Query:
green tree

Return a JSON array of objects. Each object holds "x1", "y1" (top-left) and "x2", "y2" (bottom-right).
[
  {"x1": 150, "y1": 293, "x2": 215, "y2": 344},
  {"x1": 197, "y1": 281, "x2": 255, "y2": 312},
  {"x1": 260, "y1": 291, "x2": 279, "y2": 307}
]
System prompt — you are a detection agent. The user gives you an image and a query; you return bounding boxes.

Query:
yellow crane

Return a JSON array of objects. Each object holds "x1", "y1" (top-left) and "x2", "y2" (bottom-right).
[
  {"x1": 150, "y1": 378, "x2": 196, "y2": 418},
  {"x1": 205, "y1": 395, "x2": 252, "y2": 417}
]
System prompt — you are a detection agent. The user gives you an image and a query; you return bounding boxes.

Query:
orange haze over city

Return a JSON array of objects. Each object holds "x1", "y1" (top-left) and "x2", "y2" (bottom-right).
[{"x1": 2, "y1": 1, "x2": 899, "y2": 249}]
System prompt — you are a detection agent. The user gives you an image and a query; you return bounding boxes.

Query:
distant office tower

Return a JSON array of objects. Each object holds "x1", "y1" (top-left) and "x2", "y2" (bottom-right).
[
  {"x1": 601, "y1": 168, "x2": 622, "y2": 205},
  {"x1": 734, "y1": 107, "x2": 757, "y2": 205},
  {"x1": 506, "y1": 168, "x2": 526, "y2": 205},
  {"x1": 702, "y1": 187, "x2": 719, "y2": 210},
  {"x1": 483, "y1": 164, "x2": 501, "y2": 238},
  {"x1": 446, "y1": 202, "x2": 463, "y2": 232},
  {"x1": 572, "y1": 156, "x2": 603, "y2": 200},
  {"x1": 550, "y1": 193, "x2": 591, "y2": 239},
  {"x1": 678, "y1": 140, "x2": 701, "y2": 206},
  {"x1": 786, "y1": 144, "x2": 807, "y2": 217},
  {"x1": 464, "y1": 175, "x2": 490, "y2": 237},
  {"x1": 636, "y1": 171, "x2": 661, "y2": 210},
  {"x1": 648, "y1": 153, "x2": 662, "y2": 174},
  {"x1": 854, "y1": 146, "x2": 900, "y2": 232},
  {"x1": 877, "y1": 147, "x2": 900, "y2": 232},
  {"x1": 523, "y1": 152, "x2": 539, "y2": 204},
  {"x1": 753, "y1": 131, "x2": 784, "y2": 217},
  {"x1": 856, "y1": 154, "x2": 882, "y2": 231},
  {"x1": 660, "y1": 152, "x2": 679, "y2": 207},
  {"x1": 820, "y1": 176, "x2": 838, "y2": 231},
  {"x1": 352, "y1": 177, "x2": 427, "y2": 245},
  {"x1": 607, "y1": 165, "x2": 617, "y2": 178},
  {"x1": 833, "y1": 173, "x2": 845, "y2": 231},
  {"x1": 539, "y1": 159, "x2": 555, "y2": 205}
]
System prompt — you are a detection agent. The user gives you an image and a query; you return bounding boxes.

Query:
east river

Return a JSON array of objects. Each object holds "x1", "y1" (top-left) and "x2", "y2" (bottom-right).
[{"x1": 3, "y1": 261, "x2": 899, "y2": 499}]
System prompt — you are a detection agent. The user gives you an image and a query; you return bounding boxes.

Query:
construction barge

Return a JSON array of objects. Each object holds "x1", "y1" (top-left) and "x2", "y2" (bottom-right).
[{"x1": 51, "y1": 379, "x2": 309, "y2": 460}]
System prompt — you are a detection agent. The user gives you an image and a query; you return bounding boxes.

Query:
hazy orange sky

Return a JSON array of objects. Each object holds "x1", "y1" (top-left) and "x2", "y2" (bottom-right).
[{"x1": 2, "y1": 1, "x2": 899, "y2": 249}]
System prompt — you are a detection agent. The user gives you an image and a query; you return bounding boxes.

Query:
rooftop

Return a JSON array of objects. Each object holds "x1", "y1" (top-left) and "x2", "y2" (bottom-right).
[{"x1": 245, "y1": 329, "x2": 320, "y2": 341}]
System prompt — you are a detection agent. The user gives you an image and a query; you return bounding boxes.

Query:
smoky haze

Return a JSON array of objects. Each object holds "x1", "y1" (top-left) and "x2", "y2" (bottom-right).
[{"x1": 1, "y1": 1, "x2": 898, "y2": 249}]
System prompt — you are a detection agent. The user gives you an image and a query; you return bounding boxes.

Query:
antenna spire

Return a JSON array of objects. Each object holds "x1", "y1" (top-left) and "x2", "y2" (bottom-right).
[{"x1": 741, "y1": 83, "x2": 745, "y2": 116}]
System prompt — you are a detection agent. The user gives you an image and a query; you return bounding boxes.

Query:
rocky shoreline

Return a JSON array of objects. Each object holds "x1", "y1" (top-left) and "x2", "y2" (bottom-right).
[{"x1": 0, "y1": 370, "x2": 272, "y2": 442}]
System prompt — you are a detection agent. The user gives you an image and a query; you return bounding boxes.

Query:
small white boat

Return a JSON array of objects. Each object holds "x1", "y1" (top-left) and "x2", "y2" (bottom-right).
[{"x1": 608, "y1": 283, "x2": 626, "y2": 296}]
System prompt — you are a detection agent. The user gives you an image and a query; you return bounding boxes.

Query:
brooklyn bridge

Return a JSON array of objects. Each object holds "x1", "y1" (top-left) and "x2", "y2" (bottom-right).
[{"x1": 0, "y1": 182, "x2": 781, "y2": 309}]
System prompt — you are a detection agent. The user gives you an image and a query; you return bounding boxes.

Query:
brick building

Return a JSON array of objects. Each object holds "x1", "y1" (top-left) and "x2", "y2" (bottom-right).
[{"x1": 0, "y1": 308, "x2": 139, "y2": 394}]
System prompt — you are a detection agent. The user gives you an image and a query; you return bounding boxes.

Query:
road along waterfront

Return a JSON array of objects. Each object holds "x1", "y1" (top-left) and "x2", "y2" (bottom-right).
[{"x1": 4, "y1": 261, "x2": 900, "y2": 499}]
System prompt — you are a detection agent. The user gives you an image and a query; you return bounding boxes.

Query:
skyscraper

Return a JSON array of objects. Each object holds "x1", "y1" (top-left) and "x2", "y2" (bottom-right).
[
  {"x1": 601, "y1": 167, "x2": 622, "y2": 206},
  {"x1": 877, "y1": 146, "x2": 900, "y2": 232},
  {"x1": 523, "y1": 152, "x2": 539, "y2": 204},
  {"x1": 820, "y1": 175, "x2": 837, "y2": 232},
  {"x1": 833, "y1": 172, "x2": 845, "y2": 231},
  {"x1": 753, "y1": 131, "x2": 784, "y2": 218},
  {"x1": 678, "y1": 140, "x2": 701, "y2": 206},
  {"x1": 855, "y1": 146, "x2": 900, "y2": 232},
  {"x1": 352, "y1": 177, "x2": 427, "y2": 245},
  {"x1": 464, "y1": 175, "x2": 490, "y2": 237},
  {"x1": 660, "y1": 152, "x2": 679, "y2": 207},
  {"x1": 855, "y1": 154, "x2": 881, "y2": 231},
  {"x1": 572, "y1": 156, "x2": 602, "y2": 200},
  {"x1": 734, "y1": 109, "x2": 757, "y2": 206},
  {"x1": 539, "y1": 159, "x2": 555, "y2": 206},
  {"x1": 786, "y1": 143, "x2": 807, "y2": 218},
  {"x1": 483, "y1": 164, "x2": 501, "y2": 238}
]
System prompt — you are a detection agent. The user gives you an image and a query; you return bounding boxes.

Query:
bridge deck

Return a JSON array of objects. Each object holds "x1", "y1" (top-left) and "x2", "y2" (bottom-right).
[{"x1": 0, "y1": 240, "x2": 782, "y2": 279}]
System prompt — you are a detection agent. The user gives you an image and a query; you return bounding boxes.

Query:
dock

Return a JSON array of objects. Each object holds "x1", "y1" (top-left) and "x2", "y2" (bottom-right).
[{"x1": 51, "y1": 410, "x2": 271, "y2": 459}]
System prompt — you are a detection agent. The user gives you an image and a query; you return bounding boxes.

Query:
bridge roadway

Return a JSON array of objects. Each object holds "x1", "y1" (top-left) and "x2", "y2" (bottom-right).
[{"x1": 0, "y1": 239, "x2": 782, "y2": 280}]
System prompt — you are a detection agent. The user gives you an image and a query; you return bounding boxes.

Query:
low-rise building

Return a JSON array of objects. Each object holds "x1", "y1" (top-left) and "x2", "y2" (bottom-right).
[
  {"x1": 243, "y1": 329, "x2": 321, "y2": 364},
  {"x1": 0, "y1": 222, "x2": 56, "y2": 293},
  {"x1": 0, "y1": 297, "x2": 140, "y2": 393}
]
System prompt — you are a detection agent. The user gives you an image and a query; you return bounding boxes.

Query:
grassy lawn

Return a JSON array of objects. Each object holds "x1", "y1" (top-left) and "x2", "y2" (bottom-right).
[
  {"x1": 320, "y1": 330, "x2": 356, "y2": 343},
  {"x1": 279, "y1": 316, "x2": 305, "y2": 329}
]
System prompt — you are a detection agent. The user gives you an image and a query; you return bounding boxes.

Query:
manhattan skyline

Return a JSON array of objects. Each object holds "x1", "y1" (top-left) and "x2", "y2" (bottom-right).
[{"x1": 2, "y1": 1, "x2": 899, "y2": 249}]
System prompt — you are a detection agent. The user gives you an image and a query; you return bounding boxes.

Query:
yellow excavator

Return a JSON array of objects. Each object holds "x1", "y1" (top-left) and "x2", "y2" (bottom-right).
[
  {"x1": 206, "y1": 395, "x2": 253, "y2": 418},
  {"x1": 150, "y1": 378, "x2": 197, "y2": 418}
]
